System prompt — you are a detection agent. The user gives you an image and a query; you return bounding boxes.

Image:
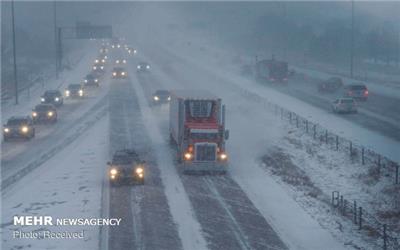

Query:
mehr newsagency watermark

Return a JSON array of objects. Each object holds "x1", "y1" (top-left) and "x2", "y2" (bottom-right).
[{"x1": 12, "y1": 216, "x2": 122, "y2": 240}]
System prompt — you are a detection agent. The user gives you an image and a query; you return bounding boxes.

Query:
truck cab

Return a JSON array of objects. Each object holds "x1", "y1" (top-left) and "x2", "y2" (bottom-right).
[{"x1": 169, "y1": 90, "x2": 229, "y2": 173}]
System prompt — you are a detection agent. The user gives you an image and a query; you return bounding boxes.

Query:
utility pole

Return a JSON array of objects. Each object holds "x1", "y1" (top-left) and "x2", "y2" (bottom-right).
[
  {"x1": 350, "y1": 0, "x2": 355, "y2": 78},
  {"x1": 11, "y1": 0, "x2": 18, "y2": 105},
  {"x1": 54, "y1": 1, "x2": 58, "y2": 79}
]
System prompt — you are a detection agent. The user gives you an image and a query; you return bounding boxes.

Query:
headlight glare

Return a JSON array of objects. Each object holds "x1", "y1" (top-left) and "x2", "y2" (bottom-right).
[{"x1": 110, "y1": 168, "x2": 118, "y2": 175}]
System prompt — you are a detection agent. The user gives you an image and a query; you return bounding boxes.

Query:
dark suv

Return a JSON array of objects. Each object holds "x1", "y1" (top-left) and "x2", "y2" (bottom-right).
[
  {"x1": 344, "y1": 84, "x2": 369, "y2": 101},
  {"x1": 107, "y1": 149, "x2": 145, "y2": 186},
  {"x1": 318, "y1": 77, "x2": 343, "y2": 93},
  {"x1": 3, "y1": 116, "x2": 35, "y2": 141},
  {"x1": 32, "y1": 104, "x2": 57, "y2": 124},
  {"x1": 41, "y1": 90, "x2": 63, "y2": 107},
  {"x1": 65, "y1": 84, "x2": 85, "y2": 98},
  {"x1": 84, "y1": 74, "x2": 100, "y2": 87}
]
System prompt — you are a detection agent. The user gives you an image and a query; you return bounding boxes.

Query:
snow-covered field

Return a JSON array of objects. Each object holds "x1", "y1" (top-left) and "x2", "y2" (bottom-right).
[{"x1": 2, "y1": 115, "x2": 108, "y2": 250}]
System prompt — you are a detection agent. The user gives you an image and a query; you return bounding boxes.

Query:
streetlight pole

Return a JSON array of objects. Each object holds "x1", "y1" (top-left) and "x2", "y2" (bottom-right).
[
  {"x1": 54, "y1": 1, "x2": 58, "y2": 79},
  {"x1": 350, "y1": 0, "x2": 355, "y2": 78},
  {"x1": 11, "y1": 0, "x2": 18, "y2": 105}
]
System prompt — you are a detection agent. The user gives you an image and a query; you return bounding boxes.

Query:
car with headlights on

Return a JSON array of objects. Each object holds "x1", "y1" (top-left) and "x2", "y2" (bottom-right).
[
  {"x1": 114, "y1": 58, "x2": 127, "y2": 65},
  {"x1": 331, "y1": 98, "x2": 357, "y2": 114},
  {"x1": 65, "y1": 84, "x2": 85, "y2": 98},
  {"x1": 152, "y1": 90, "x2": 171, "y2": 105},
  {"x1": 3, "y1": 116, "x2": 35, "y2": 141},
  {"x1": 32, "y1": 104, "x2": 57, "y2": 124},
  {"x1": 107, "y1": 149, "x2": 145, "y2": 186},
  {"x1": 137, "y1": 62, "x2": 150, "y2": 72},
  {"x1": 126, "y1": 47, "x2": 137, "y2": 55},
  {"x1": 92, "y1": 64, "x2": 105, "y2": 73},
  {"x1": 84, "y1": 73, "x2": 100, "y2": 87},
  {"x1": 40, "y1": 90, "x2": 63, "y2": 107},
  {"x1": 112, "y1": 67, "x2": 127, "y2": 79}
]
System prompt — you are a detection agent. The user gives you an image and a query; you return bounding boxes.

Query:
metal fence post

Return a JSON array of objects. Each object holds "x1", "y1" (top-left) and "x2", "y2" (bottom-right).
[
  {"x1": 336, "y1": 136, "x2": 339, "y2": 150},
  {"x1": 359, "y1": 207, "x2": 362, "y2": 230},
  {"x1": 306, "y1": 120, "x2": 309, "y2": 133},
  {"x1": 350, "y1": 142, "x2": 353, "y2": 156},
  {"x1": 383, "y1": 224, "x2": 387, "y2": 250},
  {"x1": 313, "y1": 125, "x2": 316, "y2": 139},
  {"x1": 362, "y1": 148, "x2": 365, "y2": 165},
  {"x1": 353, "y1": 200, "x2": 357, "y2": 224},
  {"x1": 325, "y1": 130, "x2": 328, "y2": 144}
]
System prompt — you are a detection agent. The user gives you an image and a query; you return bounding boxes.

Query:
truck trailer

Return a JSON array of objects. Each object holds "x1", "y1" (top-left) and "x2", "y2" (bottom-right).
[
  {"x1": 169, "y1": 90, "x2": 229, "y2": 173},
  {"x1": 255, "y1": 58, "x2": 288, "y2": 83}
]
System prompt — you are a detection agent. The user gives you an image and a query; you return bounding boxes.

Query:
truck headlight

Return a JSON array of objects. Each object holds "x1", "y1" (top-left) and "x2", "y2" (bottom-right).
[
  {"x1": 219, "y1": 153, "x2": 228, "y2": 161},
  {"x1": 133, "y1": 49, "x2": 137, "y2": 54},
  {"x1": 21, "y1": 126, "x2": 29, "y2": 133},
  {"x1": 184, "y1": 152, "x2": 193, "y2": 161},
  {"x1": 102, "y1": 59, "x2": 105, "y2": 63},
  {"x1": 95, "y1": 79, "x2": 98, "y2": 83},
  {"x1": 32, "y1": 112, "x2": 37, "y2": 117},
  {"x1": 48, "y1": 111, "x2": 53, "y2": 117},
  {"x1": 110, "y1": 168, "x2": 118, "y2": 175},
  {"x1": 121, "y1": 72, "x2": 126, "y2": 76},
  {"x1": 128, "y1": 50, "x2": 131, "y2": 54},
  {"x1": 4, "y1": 128, "x2": 10, "y2": 133},
  {"x1": 65, "y1": 90, "x2": 70, "y2": 96},
  {"x1": 111, "y1": 45, "x2": 115, "y2": 48},
  {"x1": 167, "y1": 96, "x2": 171, "y2": 101},
  {"x1": 136, "y1": 168, "x2": 143, "y2": 174},
  {"x1": 113, "y1": 72, "x2": 117, "y2": 76},
  {"x1": 117, "y1": 44, "x2": 121, "y2": 48},
  {"x1": 41, "y1": 97, "x2": 45, "y2": 102},
  {"x1": 79, "y1": 90, "x2": 83, "y2": 96},
  {"x1": 95, "y1": 59, "x2": 99, "y2": 63},
  {"x1": 93, "y1": 66, "x2": 97, "y2": 70},
  {"x1": 116, "y1": 60, "x2": 120, "y2": 64},
  {"x1": 154, "y1": 96, "x2": 159, "y2": 101},
  {"x1": 104, "y1": 56, "x2": 108, "y2": 59},
  {"x1": 55, "y1": 97, "x2": 60, "y2": 102},
  {"x1": 137, "y1": 65, "x2": 141, "y2": 69},
  {"x1": 100, "y1": 66, "x2": 104, "y2": 70}
]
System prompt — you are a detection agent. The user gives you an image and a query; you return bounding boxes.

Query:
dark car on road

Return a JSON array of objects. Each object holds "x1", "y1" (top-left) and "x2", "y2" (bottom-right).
[
  {"x1": 318, "y1": 77, "x2": 343, "y2": 93},
  {"x1": 344, "y1": 84, "x2": 369, "y2": 101},
  {"x1": 41, "y1": 90, "x2": 63, "y2": 107},
  {"x1": 152, "y1": 90, "x2": 171, "y2": 105},
  {"x1": 32, "y1": 104, "x2": 57, "y2": 124},
  {"x1": 137, "y1": 62, "x2": 150, "y2": 72},
  {"x1": 84, "y1": 74, "x2": 100, "y2": 87},
  {"x1": 65, "y1": 84, "x2": 85, "y2": 98},
  {"x1": 3, "y1": 116, "x2": 35, "y2": 141},
  {"x1": 107, "y1": 149, "x2": 145, "y2": 186},
  {"x1": 112, "y1": 67, "x2": 127, "y2": 79}
]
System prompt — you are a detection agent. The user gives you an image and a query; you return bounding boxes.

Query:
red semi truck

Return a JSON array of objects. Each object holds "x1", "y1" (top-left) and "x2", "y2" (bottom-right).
[{"x1": 169, "y1": 90, "x2": 229, "y2": 173}]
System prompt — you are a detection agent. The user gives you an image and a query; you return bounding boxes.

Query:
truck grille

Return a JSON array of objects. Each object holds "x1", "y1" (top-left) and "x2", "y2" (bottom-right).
[{"x1": 195, "y1": 143, "x2": 216, "y2": 162}]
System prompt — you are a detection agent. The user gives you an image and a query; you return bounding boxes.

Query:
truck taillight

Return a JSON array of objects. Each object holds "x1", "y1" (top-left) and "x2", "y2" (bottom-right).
[{"x1": 364, "y1": 90, "x2": 369, "y2": 96}]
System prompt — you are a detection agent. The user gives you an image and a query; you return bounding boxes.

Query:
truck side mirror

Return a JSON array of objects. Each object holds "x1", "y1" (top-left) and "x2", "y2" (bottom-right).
[{"x1": 224, "y1": 130, "x2": 230, "y2": 140}]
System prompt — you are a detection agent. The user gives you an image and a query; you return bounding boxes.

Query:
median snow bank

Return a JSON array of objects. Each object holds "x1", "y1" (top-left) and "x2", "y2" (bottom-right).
[{"x1": 1, "y1": 115, "x2": 108, "y2": 250}]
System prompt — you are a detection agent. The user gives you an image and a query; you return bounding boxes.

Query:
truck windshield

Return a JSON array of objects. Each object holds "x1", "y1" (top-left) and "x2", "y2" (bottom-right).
[
  {"x1": 191, "y1": 132, "x2": 218, "y2": 140},
  {"x1": 188, "y1": 100, "x2": 213, "y2": 118}
]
